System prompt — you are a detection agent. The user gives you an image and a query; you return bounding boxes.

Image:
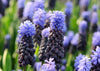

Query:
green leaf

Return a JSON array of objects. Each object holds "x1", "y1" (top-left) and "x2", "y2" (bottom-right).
[{"x1": 2, "y1": 49, "x2": 12, "y2": 71}]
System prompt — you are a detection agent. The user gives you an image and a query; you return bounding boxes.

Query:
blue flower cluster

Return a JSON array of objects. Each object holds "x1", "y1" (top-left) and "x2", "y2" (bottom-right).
[
  {"x1": 79, "y1": 21, "x2": 87, "y2": 34},
  {"x1": 91, "y1": 46, "x2": 100, "y2": 65},
  {"x1": 79, "y1": 0, "x2": 90, "y2": 7},
  {"x1": 23, "y1": 2, "x2": 34, "y2": 19},
  {"x1": 42, "y1": 27, "x2": 50, "y2": 37},
  {"x1": 34, "y1": 0, "x2": 44, "y2": 11},
  {"x1": 33, "y1": 9, "x2": 46, "y2": 28},
  {"x1": 71, "y1": 33, "x2": 79, "y2": 46},
  {"x1": 17, "y1": 0, "x2": 26, "y2": 8},
  {"x1": 41, "y1": 58, "x2": 56, "y2": 71},
  {"x1": 18, "y1": 20, "x2": 36, "y2": 37},
  {"x1": 65, "y1": 1, "x2": 73, "y2": 16},
  {"x1": 50, "y1": 11, "x2": 65, "y2": 30},
  {"x1": 92, "y1": 32, "x2": 100, "y2": 46},
  {"x1": 74, "y1": 54, "x2": 85, "y2": 70},
  {"x1": 78, "y1": 57, "x2": 92, "y2": 71},
  {"x1": 91, "y1": 12, "x2": 98, "y2": 24}
]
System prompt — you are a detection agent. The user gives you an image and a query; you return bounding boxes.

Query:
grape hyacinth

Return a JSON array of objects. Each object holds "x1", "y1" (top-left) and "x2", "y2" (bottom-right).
[
  {"x1": 34, "y1": 0, "x2": 44, "y2": 11},
  {"x1": 48, "y1": 0, "x2": 56, "y2": 9},
  {"x1": 69, "y1": 33, "x2": 79, "y2": 54},
  {"x1": 18, "y1": 20, "x2": 36, "y2": 67},
  {"x1": 81, "y1": 11, "x2": 90, "y2": 31},
  {"x1": 65, "y1": 1, "x2": 73, "y2": 29},
  {"x1": 39, "y1": 27, "x2": 50, "y2": 61},
  {"x1": 91, "y1": 46, "x2": 100, "y2": 71},
  {"x1": 74, "y1": 54, "x2": 85, "y2": 71},
  {"x1": 90, "y1": 12, "x2": 98, "y2": 33},
  {"x1": 63, "y1": 36, "x2": 69, "y2": 57},
  {"x1": 2, "y1": 0, "x2": 10, "y2": 8},
  {"x1": 77, "y1": 21, "x2": 87, "y2": 50},
  {"x1": 77, "y1": 57, "x2": 92, "y2": 71},
  {"x1": 44, "y1": 11, "x2": 52, "y2": 28},
  {"x1": 44, "y1": 11, "x2": 65, "y2": 70},
  {"x1": 79, "y1": 0, "x2": 90, "y2": 13},
  {"x1": 4, "y1": 34, "x2": 11, "y2": 49},
  {"x1": 92, "y1": 32, "x2": 100, "y2": 50},
  {"x1": 33, "y1": 9, "x2": 46, "y2": 46},
  {"x1": 17, "y1": 0, "x2": 26, "y2": 18},
  {"x1": 41, "y1": 58, "x2": 56, "y2": 71},
  {"x1": 22, "y1": 2, "x2": 34, "y2": 22},
  {"x1": 92, "y1": 5, "x2": 98, "y2": 12}
]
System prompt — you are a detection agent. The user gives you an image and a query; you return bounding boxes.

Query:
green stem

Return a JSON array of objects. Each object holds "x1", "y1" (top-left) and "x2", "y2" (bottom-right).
[{"x1": 23, "y1": 66, "x2": 26, "y2": 71}]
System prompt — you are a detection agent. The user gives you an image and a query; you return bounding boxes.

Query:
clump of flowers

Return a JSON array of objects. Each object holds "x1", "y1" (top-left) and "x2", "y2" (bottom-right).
[
  {"x1": 18, "y1": 20, "x2": 36, "y2": 67},
  {"x1": 33, "y1": 9, "x2": 46, "y2": 46},
  {"x1": 44, "y1": 11, "x2": 65, "y2": 70}
]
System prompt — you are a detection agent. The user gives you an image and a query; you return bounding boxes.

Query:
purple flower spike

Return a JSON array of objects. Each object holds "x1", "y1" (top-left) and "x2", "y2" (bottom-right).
[
  {"x1": 34, "y1": 0, "x2": 44, "y2": 11},
  {"x1": 74, "y1": 54, "x2": 85, "y2": 70},
  {"x1": 67, "y1": 31, "x2": 74, "y2": 42},
  {"x1": 42, "y1": 27, "x2": 50, "y2": 37},
  {"x1": 78, "y1": 57, "x2": 92, "y2": 71},
  {"x1": 23, "y1": 2, "x2": 34, "y2": 19},
  {"x1": 92, "y1": 5, "x2": 98, "y2": 11},
  {"x1": 63, "y1": 36, "x2": 69, "y2": 47},
  {"x1": 91, "y1": 12, "x2": 98, "y2": 24},
  {"x1": 79, "y1": 20, "x2": 87, "y2": 34},
  {"x1": 41, "y1": 58, "x2": 56, "y2": 71},
  {"x1": 71, "y1": 33, "x2": 79, "y2": 45},
  {"x1": 92, "y1": 32, "x2": 100, "y2": 46},
  {"x1": 18, "y1": 20, "x2": 36, "y2": 37},
  {"x1": 79, "y1": 0, "x2": 90, "y2": 7},
  {"x1": 50, "y1": 11, "x2": 65, "y2": 30},
  {"x1": 65, "y1": 1, "x2": 73, "y2": 16},
  {"x1": 91, "y1": 46, "x2": 100, "y2": 65},
  {"x1": 17, "y1": 0, "x2": 26, "y2": 8},
  {"x1": 33, "y1": 9, "x2": 46, "y2": 28}
]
